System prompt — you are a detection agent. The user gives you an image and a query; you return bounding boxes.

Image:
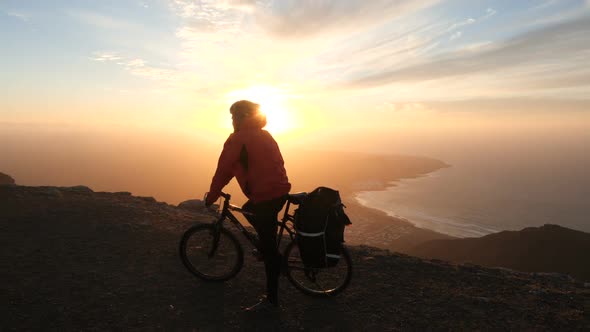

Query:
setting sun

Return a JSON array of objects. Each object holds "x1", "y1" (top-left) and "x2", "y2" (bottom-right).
[{"x1": 226, "y1": 85, "x2": 295, "y2": 134}]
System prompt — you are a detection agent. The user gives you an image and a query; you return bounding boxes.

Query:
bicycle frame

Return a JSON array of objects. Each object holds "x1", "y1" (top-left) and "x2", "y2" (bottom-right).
[{"x1": 212, "y1": 192, "x2": 298, "y2": 252}]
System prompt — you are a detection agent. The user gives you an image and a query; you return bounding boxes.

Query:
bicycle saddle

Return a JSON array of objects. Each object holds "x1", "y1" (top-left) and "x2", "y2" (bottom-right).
[{"x1": 288, "y1": 192, "x2": 308, "y2": 205}]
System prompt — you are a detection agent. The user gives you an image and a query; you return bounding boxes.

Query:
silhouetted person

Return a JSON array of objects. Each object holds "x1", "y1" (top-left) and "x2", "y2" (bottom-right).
[{"x1": 205, "y1": 100, "x2": 291, "y2": 310}]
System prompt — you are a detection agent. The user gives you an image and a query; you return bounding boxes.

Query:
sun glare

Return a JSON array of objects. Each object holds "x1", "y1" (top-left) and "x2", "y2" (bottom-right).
[{"x1": 226, "y1": 85, "x2": 295, "y2": 134}]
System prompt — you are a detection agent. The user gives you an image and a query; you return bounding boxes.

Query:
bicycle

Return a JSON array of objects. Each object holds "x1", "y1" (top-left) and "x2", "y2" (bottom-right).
[{"x1": 179, "y1": 192, "x2": 353, "y2": 297}]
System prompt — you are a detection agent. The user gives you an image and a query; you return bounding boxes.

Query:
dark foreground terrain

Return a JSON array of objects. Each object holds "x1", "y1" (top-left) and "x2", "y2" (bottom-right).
[{"x1": 1, "y1": 185, "x2": 589, "y2": 331}]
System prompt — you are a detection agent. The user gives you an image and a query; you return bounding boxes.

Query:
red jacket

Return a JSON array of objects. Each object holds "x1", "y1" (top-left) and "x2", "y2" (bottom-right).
[{"x1": 207, "y1": 119, "x2": 291, "y2": 204}]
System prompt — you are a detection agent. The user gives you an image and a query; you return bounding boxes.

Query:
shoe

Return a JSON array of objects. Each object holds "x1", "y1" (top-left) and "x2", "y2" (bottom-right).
[{"x1": 242, "y1": 295, "x2": 278, "y2": 312}]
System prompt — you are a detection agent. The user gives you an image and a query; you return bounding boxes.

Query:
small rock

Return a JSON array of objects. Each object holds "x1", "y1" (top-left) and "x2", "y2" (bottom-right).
[
  {"x1": 178, "y1": 199, "x2": 206, "y2": 211},
  {"x1": 138, "y1": 196, "x2": 156, "y2": 203},
  {"x1": 61, "y1": 185, "x2": 93, "y2": 194},
  {"x1": 38, "y1": 187, "x2": 63, "y2": 198},
  {"x1": 114, "y1": 191, "x2": 132, "y2": 196},
  {"x1": 475, "y1": 297, "x2": 491, "y2": 303},
  {"x1": 533, "y1": 272, "x2": 575, "y2": 282}
]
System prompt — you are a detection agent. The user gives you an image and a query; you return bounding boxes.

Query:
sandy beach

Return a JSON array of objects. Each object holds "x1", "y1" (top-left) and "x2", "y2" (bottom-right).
[
  {"x1": 284, "y1": 150, "x2": 454, "y2": 253},
  {"x1": 343, "y1": 200, "x2": 454, "y2": 253}
]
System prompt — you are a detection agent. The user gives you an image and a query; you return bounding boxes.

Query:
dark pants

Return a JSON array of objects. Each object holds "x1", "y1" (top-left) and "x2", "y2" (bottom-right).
[{"x1": 242, "y1": 196, "x2": 287, "y2": 304}]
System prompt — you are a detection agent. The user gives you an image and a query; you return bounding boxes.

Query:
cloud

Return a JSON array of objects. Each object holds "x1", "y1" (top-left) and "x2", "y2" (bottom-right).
[
  {"x1": 255, "y1": 0, "x2": 440, "y2": 38},
  {"x1": 519, "y1": 70, "x2": 590, "y2": 90},
  {"x1": 308, "y1": 7, "x2": 499, "y2": 86},
  {"x1": 373, "y1": 102, "x2": 438, "y2": 123},
  {"x1": 482, "y1": 8, "x2": 497, "y2": 20},
  {"x1": 91, "y1": 52, "x2": 180, "y2": 82},
  {"x1": 126, "y1": 59, "x2": 146, "y2": 67},
  {"x1": 447, "y1": 18, "x2": 475, "y2": 32},
  {"x1": 6, "y1": 11, "x2": 30, "y2": 22},
  {"x1": 66, "y1": 9, "x2": 140, "y2": 30},
  {"x1": 345, "y1": 15, "x2": 590, "y2": 88},
  {"x1": 449, "y1": 31, "x2": 462, "y2": 41},
  {"x1": 125, "y1": 61, "x2": 179, "y2": 81},
  {"x1": 168, "y1": 0, "x2": 439, "y2": 38},
  {"x1": 169, "y1": 0, "x2": 250, "y2": 33},
  {"x1": 442, "y1": 9, "x2": 495, "y2": 42},
  {"x1": 376, "y1": 102, "x2": 433, "y2": 114},
  {"x1": 91, "y1": 52, "x2": 122, "y2": 62},
  {"x1": 532, "y1": 0, "x2": 560, "y2": 11}
]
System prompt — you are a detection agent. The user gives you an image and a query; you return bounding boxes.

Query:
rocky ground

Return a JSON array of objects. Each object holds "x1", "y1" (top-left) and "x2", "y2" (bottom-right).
[{"x1": 1, "y1": 185, "x2": 589, "y2": 331}]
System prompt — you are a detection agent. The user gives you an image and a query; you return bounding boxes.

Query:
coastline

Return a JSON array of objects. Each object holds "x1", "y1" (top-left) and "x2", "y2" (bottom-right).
[
  {"x1": 311, "y1": 153, "x2": 456, "y2": 253},
  {"x1": 342, "y1": 199, "x2": 455, "y2": 253}
]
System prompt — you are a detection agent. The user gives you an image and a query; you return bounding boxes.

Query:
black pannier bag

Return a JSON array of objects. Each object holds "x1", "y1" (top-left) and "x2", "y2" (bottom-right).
[{"x1": 294, "y1": 187, "x2": 352, "y2": 268}]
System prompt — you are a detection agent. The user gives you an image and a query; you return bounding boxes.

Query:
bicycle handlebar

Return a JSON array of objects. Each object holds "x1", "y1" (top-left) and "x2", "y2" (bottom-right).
[{"x1": 213, "y1": 192, "x2": 257, "y2": 216}]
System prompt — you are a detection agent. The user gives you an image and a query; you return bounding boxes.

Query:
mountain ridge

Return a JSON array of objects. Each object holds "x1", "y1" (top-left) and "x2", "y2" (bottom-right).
[{"x1": 408, "y1": 224, "x2": 590, "y2": 282}]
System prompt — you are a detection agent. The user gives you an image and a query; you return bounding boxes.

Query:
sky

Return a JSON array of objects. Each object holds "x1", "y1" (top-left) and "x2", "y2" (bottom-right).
[{"x1": 1, "y1": 0, "x2": 590, "y2": 143}]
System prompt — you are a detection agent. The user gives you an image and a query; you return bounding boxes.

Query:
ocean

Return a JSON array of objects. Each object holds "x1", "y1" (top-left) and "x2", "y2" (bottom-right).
[{"x1": 356, "y1": 134, "x2": 590, "y2": 238}]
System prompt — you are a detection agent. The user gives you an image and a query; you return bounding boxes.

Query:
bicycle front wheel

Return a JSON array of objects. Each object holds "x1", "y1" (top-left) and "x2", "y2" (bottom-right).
[
  {"x1": 284, "y1": 241, "x2": 353, "y2": 297},
  {"x1": 179, "y1": 223, "x2": 244, "y2": 281}
]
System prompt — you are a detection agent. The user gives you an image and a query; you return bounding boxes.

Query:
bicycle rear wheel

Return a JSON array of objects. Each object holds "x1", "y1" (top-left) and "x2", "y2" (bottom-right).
[
  {"x1": 179, "y1": 223, "x2": 244, "y2": 281},
  {"x1": 284, "y1": 241, "x2": 352, "y2": 297}
]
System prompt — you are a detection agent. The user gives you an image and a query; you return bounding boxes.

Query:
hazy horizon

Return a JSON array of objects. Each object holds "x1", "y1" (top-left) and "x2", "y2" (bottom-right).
[{"x1": 2, "y1": 110, "x2": 589, "y2": 203}]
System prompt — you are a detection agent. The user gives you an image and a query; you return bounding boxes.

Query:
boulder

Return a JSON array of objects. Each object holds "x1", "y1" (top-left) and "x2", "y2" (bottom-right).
[
  {"x1": 138, "y1": 196, "x2": 156, "y2": 203},
  {"x1": 0, "y1": 172, "x2": 16, "y2": 186},
  {"x1": 38, "y1": 187, "x2": 63, "y2": 198},
  {"x1": 60, "y1": 186, "x2": 94, "y2": 194},
  {"x1": 178, "y1": 199, "x2": 206, "y2": 212}
]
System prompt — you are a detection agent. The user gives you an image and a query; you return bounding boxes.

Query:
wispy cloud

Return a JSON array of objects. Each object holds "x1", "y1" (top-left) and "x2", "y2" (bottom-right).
[
  {"x1": 445, "y1": 8, "x2": 495, "y2": 41},
  {"x1": 375, "y1": 102, "x2": 434, "y2": 116},
  {"x1": 170, "y1": 0, "x2": 249, "y2": 33},
  {"x1": 91, "y1": 52, "x2": 181, "y2": 82},
  {"x1": 482, "y1": 8, "x2": 497, "y2": 20},
  {"x1": 66, "y1": 9, "x2": 141, "y2": 30},
  {"x1": 124, "y1": 59, "x2": 179, "y2": 82},
  {"x1": 447, "y1": 18, "x2": 476, "y2": 32},
  {"x1": 345, "y1": 15, "x2": 590, "y2": 90},
  {"x1": 533, "y1": 0, "x2": 561, "y2": 11},
  {"x1": 171, "y1": 0, "x2": 440, "y2": 37},
  {"x1": 449, "y1": 31, "x2": 462, "y2": 41},
  {"x1": 6, "y1": 11, "x2": 30, "y2": 22},
  {"x1": 308, "y1": 7, "x2": 499, "y2": 87},
  {"x1": 255, "y1": 0, "x2": 440, "y2": 38},
  {"x1": 91, "y1": 52, "x2": 122, "y2": 62}
]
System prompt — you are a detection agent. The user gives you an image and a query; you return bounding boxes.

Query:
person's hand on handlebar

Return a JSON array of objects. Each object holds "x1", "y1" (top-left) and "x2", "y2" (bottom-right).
[
  {"x1": 204, "y1": 192, "x2": 219, "y2": 213},
  {"x1": 204, "y1": 192, "x2": 215, "y2": 207}
]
